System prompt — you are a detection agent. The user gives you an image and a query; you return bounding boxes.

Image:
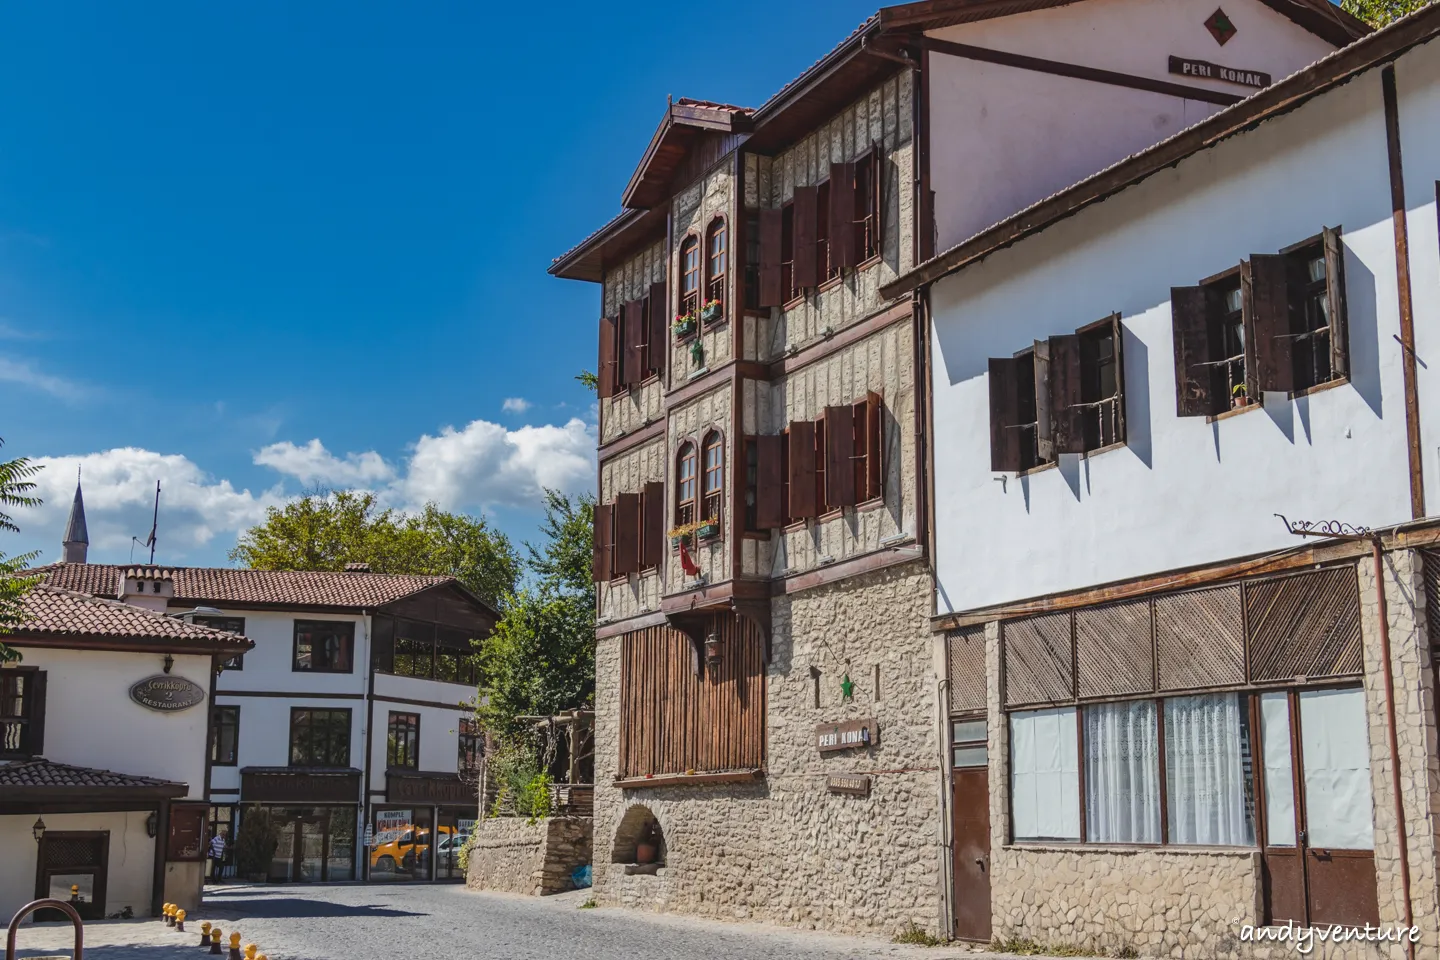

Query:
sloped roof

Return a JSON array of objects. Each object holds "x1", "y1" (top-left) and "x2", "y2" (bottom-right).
[
  {"x1": 14, "y1": 585, "x2": 250, "y2": 650},
  {"x1": 0, "y1": 758, "x2": 188, "y2": 797}
]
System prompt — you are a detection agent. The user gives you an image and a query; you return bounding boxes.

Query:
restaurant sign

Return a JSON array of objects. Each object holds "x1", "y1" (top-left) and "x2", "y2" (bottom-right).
[
  {"x1": 130, "y1": 675, "x2": 206, "y2": 713},
  {"x1": 815, "y1": 718, "x2": 879, "y2": 753}
]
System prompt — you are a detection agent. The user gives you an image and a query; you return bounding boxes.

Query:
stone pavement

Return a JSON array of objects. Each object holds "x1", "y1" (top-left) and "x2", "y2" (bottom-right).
[{"x1": 9, "y1": 883, "x2": 1016, "y2": 960}]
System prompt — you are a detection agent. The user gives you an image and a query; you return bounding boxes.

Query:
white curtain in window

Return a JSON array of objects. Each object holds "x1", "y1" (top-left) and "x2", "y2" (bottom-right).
[
  {"x1": 1260, "y1": 691, "x2": 1296, "y2": 846},
  {"x1": 1009, "y1": 707, "x2": 1080, "y2": 841},
  {"x1": 1299, "y1": 687, "x2": 1374, "y2": 850},
  {"x1": 1165, "y1": 693, "x2": 1254, "y2": 845},
  {"x1": 1084, "y1": 700, "x2": 1160, "y2": 843}
]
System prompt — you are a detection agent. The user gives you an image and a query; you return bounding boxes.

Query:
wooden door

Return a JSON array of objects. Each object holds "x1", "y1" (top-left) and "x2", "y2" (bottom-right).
[
  {"x1": 949, "y1": 717, "x2": 991, "y2": 942},
  {"x1": 35, "y1": 832, "x2": 108, "y2": 921}
]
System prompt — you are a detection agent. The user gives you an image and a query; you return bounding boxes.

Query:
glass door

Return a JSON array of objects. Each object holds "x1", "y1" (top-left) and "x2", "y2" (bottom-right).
[
  {"x1": 268, "y1": 815, "x2": 296, "y2": 883},
  {"x1": 297, "y1": 817, "x2": 326, "y2": 882}
]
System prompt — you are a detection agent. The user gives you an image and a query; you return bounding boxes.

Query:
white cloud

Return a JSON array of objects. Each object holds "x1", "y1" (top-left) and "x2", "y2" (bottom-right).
[
  {"x1": 17, "y1": 448, "x2": 284, "y2": 563},
  {"x1": 0, "y1": 357, "x2": 77, "y2": 397},
  {"x1": 254, "y1": 438, "x2": 396, "y2": 488},
  {"x1": 501, "y1": 397, "x2": 531, "y2": 414},
  {"x1": 399, "y1": 418, "x2": 595, "y2": 510}
]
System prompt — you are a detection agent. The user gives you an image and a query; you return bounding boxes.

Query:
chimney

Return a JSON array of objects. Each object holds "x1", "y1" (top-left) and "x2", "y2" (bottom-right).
[
  {"x1": 344, "y1": 562, "x2": 372, "y2": 573},
  {"x1": 117, "y1": 567, "x2": 175, "y2": 613},
  {"x1": 62, "y1": 474, "x2": 89, "y2": 564}
]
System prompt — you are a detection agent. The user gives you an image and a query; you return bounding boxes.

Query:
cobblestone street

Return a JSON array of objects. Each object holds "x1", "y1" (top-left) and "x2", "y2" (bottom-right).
[{"x1": 12, "y1": 884, "x2": 1003, "y2": 960}]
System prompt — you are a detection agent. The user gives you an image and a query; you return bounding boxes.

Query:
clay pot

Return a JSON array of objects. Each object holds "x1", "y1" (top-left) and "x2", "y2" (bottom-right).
[{"x1": 635, "y1": 842, "x2": 657, "y2": 865}]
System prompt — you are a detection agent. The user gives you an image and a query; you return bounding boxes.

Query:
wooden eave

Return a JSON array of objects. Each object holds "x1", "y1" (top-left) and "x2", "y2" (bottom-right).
[
  {"x1": 621, "y1": 103, "x2": 755, "y2": 210},
  {"x1": 3, "y1": 632, "x2": 253, "y2": 657},
  {"x1": 549, "y1": 206, "x2": 668, "y2": 284}
]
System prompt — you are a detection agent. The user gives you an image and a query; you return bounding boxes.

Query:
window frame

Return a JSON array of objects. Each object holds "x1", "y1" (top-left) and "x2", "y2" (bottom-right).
[
  {"x1": 704, "y1": 217, "x2": 727, "y2": 323},
  {"x1": 680, "y1": 234, "x2": 701, "y2": 320},
  {"x1": 211, "y1": 705, "x2": 240, "y2": 767},
  {"x1": 195, "y1": 616, "x2": 246, "y2": 670},
  {"x1": 0, "y1": 667, "x2": 44, "y2": 760},
  {"x1": 288, "y1": 707, "x2": 352, "y2": 768},
  {"x1": 386, "y1": 711, "x2": 421, "y2": 770},
  {"x1": 780, "y1": 201, "x2": 799, "y2": 307},
  {"x1": 676, "y1": 440, "x2": 698, "y2": 527},
  {"x1": 458, "y1": 717, "x2": 483, "y2": 775},
  {"x1": 701, "y1": 430, "x2": 724, "y2": 523},
  {"x1": 292, "y1": 619, "x2": 356, "y2": 674},
  {"x1": 853, "y1": 150, "x2": 881, "y2": 265}
]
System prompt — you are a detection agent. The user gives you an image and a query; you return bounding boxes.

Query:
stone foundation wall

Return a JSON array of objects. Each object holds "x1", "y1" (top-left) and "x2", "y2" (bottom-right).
[
  {"x1": 591, "y1": 560, "x2": 944, "y2": 938},
  {"x1": 465, "y1": 816, "x2": 593, "y2": 897}
]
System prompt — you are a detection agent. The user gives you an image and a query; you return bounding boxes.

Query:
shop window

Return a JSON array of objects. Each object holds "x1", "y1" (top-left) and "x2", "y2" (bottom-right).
[
  {"x1": 293, "y1": 620, "x2": 354, "y2": 673},
  {"x1": 1165, "y1": 693, "x2": 1256, "y2": 846},
  {"x1": 0, "y1": 669, "x2": 44, "y2": 759},
  {"x1": 1084, "y1": 700, "x2": 1160, "y2": 843},
  {"x1": 1009, "y1": 707, "x2": 1081, "y2": 841},
  {"x1": 211, "y1": 705, "x2": 240, "y2": 766},
  {"x1": 387, "y1": 712, "x2": 420, "y2": 770},
  {"x1": 459, "y1": 717, "x2": 483, "y2": 775},
  {"x1": 289, "y1": 708, "x2": 351, "y2": 767},
  {"x1": 196, "y1": 615, "x2": 246, "y2": 670}
]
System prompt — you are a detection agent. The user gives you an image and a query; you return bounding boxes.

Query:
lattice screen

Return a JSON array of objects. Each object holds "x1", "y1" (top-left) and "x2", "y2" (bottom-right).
[
  {"x1": 1003, "y1": 611, "x2": 1073, "y2": 707},
  {"x1": 1246, "y1": 566, "x2": 1362, "y2": 681},
  {"x1": 44, "y1": 836, "x2": 105, "y2": 870},
  {"x1": 947, "y1": 625, "x2": 987, "y2": 713},
  {"x1": 1155, "y1": 584, "x2": 1245, "y2": 690},
  {"x1": 1423, "y1": 550, "x2": 1440, "y2": 651},
  {"x1": 1075, "y1": 598, "x2": 1153, "y2": 698}
]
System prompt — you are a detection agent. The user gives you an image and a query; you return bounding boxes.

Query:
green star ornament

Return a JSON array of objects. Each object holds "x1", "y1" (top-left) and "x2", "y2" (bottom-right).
[{"x1": 840, "y1": 672, "x2": 855, "y2": 701}]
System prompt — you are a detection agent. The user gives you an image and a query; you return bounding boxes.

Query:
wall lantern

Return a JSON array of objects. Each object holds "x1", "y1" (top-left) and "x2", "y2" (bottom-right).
[
  {"x1": 162, "y1": 653, "x2": 175, "y2": 674},
  {"x1": 32, "y1": 816, "x2": 46, "y2": 843},
  {"x1": 704, "y1": 630, "x2": 723, "y2": 667},
  {"x1": 146, "y1": 811, "x2": 159, "y2": 838}
]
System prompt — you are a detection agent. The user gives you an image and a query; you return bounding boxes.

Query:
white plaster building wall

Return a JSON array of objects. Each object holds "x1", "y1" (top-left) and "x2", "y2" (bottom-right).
[
  {"x1": 1, "y1": 811, "x2": 154, "y2": 919},
  {"x1": 10, "y1": 648, "x2": 211, "y2": 796},
  {"x1": 212, "y1": 693, "x2": 366, "y2": 772},
  {"x1": 370, "y1": 680, "x2": 474, "y2": 774},
  {"x1": 928, "y1": 70, "x2": 1409, "y2": 614},
  {"x1": 927, "y1": 0, "x2": 1341, "y2": 251},
  {"x1": 1395, "y1": 40, "x2": 1440, "y2": 511},
  {"x1": 211, "y1": 609, "x2": 368, "y2": 696}
]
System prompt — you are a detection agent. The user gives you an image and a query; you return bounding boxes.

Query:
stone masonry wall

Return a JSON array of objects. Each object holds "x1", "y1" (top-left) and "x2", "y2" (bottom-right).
[
  {"x1": 982, "y1": 550, "x2": 1440, "y2": 959},
  {"x1": 592, "y1": 559, "x2": 944, "y2": 937},
  {"x1": 466, "y1": 816, "x2": 593, "y2": 897}
]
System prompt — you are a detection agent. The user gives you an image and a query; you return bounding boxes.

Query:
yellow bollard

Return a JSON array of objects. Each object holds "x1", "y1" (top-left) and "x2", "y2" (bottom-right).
[
  {"x1": 244, "y1": 944, "x2": 257, "y2": 960},
  {"x1": 228, "y1": 930, "x2": 242, "y2": 960},
  {"x1": 209, "y1": 927, "x2": 224, "y2": 955},
  {"x1": 200, "y1": 921, "x2": 213, "y2": 947},
  {"x1": 176, "y1": 908, "x2": 187, "y2": 932}
]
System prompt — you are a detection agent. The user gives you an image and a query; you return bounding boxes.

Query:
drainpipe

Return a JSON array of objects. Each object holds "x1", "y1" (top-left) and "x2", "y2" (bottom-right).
[{"x1": 935, "y1": 677, "x2": 953, "y2": 939}]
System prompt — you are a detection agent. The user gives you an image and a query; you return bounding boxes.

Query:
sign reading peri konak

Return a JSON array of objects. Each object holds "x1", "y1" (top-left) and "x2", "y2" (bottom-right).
[
  {"x1": 1168, "y1": 55, "x2": 1271, "y2": 88},
  {"x1": 815, "y1": 718, "x2": 879, "y2": 753},
  {"x1": 129, "y1": 675, "x2": 206, "y2": 712}
]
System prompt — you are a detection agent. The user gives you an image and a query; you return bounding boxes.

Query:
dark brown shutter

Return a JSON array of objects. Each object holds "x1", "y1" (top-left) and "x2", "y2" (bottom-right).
[
  {"x1": 824, "y1": 404, "x2": 856, "y2": 507},
  {"x1": 829, "y1": 162, "x2": 856, "y2": 269},
  {"x1": 592, "y1": 503, "x2": 613, "y2": 582},
  {"x1": 1248, "y1": 254, "x2": 1293, "y2": 393},
  {"x1": 1170, "y1": 287, "x2": 1214, "y2": 417},
  {"x1": 793, "y1": 186, "x2": 819, "y2": 290},
  {"x1": 598, "y1": 316, "x2": 618, "y2": 399},
  {"x1": 1109, "y1": 314, "x2": 1127, "y2": 443},
  {"x1": 641, "y1": 481, "x2": 664, "y2": 569},
  {"x1": 787, "y1": 420, "x2": 817, "y2": 520},
  {"x1": 622, "y1": 300, "x2": 645, "y2": 388},
  {"x1": 647, "y1": 279, "x2": 668, "y2": 377},
  {"x1": 1048, "y1": 334, "x2": 1085, "y2": 454},
  {"x1": 1324, "y1": 226, "x2": 1349, "y2": 379},
  {"x1": 613, "y1": 493, "x2": 640, "y2": 576},
  {"x1": 851, "y1": 397, "x2": 869, "y2": 501},
  {"x1": 988, "y1": 357, "x2": 1022, "y2": 472},
  {"x1": 755, "y1": 435, "x2": 785, "y2": 528},
  {"x1": 759, "y1": 209, "x2": 783, "y2": 307},
  {"x1": 866, "y1": 391, "x2": 883, "y2": 500},
  {"x1": 1032, "y1": 340, "x2": 1053, "y2": 462},
  {"x1": 27, "y1": 670, "x2": 46, "y2": 756}
]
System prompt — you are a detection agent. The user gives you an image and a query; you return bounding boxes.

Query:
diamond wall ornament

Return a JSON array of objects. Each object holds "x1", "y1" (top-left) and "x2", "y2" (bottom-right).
[{"x1": 1205, "y1": 8, "x2": 1237, "y2": 46}]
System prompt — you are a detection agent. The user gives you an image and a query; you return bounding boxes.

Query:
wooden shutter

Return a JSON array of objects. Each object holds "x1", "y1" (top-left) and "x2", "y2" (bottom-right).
[
  {"x1": 1323, "y1": 226, "x2": 1349, "y2": 379},
  {"x1": 622, "y1": 300, "x2": 645, "y2": 388},
  {"x1": 824, "y1": 404, "x2": 856, "y2": 507},
  {"x1": 793, "y1": 186, "x2": 819, "y2": 290},
  {"x1": 851, "y1": 397, "x2": 869, "y2": 501},
  {"x1": 787, "y1": 420, "x2": 817, "y2": 520},
  {"x1": 1048, "y1": 334, "x2": 1084, "y2": 454},
  {"x1": 758, "y1": 209, "x2": 783, "y2": 307},
  {"x1": 866, "y1": 391, "x2": 883, "y2": 500},
  {"x1": 988, "y1": 357, "x2": 1022, "y2": 472},
  {"x1": 641, "y1": 482, "x2": 664, "y2": 570},
  {"x1": 1248, "y1": 253, "x2": 1294, "y2": 393},
  {"x1": 1109, "y1": 314, "x2": 1127, "y2": 443},
  {"x1": 1032, "y1": 340, "x2": 1053, "y2": 462},
  {"x1": 755, "y1": 435, "x2": 785, "y2": 528},
  {"x1": 598, "y1": 316, "x2": 618, "y2": 399},
  {"x1": 829, "y1": 162, "x2": 856, "y2": 269},
  {"x1": 613, "y1": 493, "x2": 640, "y2": 576},
  {"x1": 1170, "y1": 287, "x2": 1214, "y2": 417},
  {"x1": 27, "y1": 671, "x2": 46, "y2": 756},
  {"x1": 649, "y1": 280, "x2": 668, "y2": 375},
  {"x1": 592, "y1": 503, "x2": 613, "y2": 582}
]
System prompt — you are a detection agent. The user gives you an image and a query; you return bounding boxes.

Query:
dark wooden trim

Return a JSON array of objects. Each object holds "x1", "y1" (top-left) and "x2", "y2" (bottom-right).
[
  {"x1": 773, "y1": 546, "x2": 924, "y2": 596},
  {"x1": 1382, "y1": 65, "x2": 1425, "y2": 520},
  {"x1": 370, "y1": 693, "x2": 474, "y2": 712},
  {"x1": 735, "y1": 360, "x2": 769, "y2": 380},
  {"x1": 596, "y1": 610, "x2": 670, "y2": 640},
  {"x1": 919, "y1": 37, "x2": 1244, "y2": 107},
  {"x1": 615, "y1": 768, "x2": 764, "y2": 789},
  {"x1": 204, "y1": 655, "x2": 219, "y2": 803},
  {"x1": 665, "y1": 359, "x2": 741, "y2": 406},
  {"x1": 209, "y1": 788, "x2": 240, "y2": 796},
  {"x1": 216, "y1": 690, "x2": 365, "y2": 700},
  {"x1": 769, "y1": 299, "x2": 913, "y2": 377},
  {"x1": 150, "y1": 802, "x2": 168, "y2": 916},
  {"x1": 1075, "y1": 706, "x2": 1087, "y2": 844},
  {"x1": 4, "y1": 634, "x2": 249, "y2": 656}
]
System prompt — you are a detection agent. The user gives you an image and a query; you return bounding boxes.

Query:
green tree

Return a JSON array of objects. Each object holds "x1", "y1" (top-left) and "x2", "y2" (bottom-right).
[
  {"x1": 1341, "y1": 0, "x2": 1432, "y2": 27},
  {"x1": 230, "y1": 490, "x2": 520, "y2": 609},
  {"x1": 478, "y1": 490, "x2": 595, "y2": 735},
  {"x1": 0, "y1": 438, "x2": 43, "y2": 663}
]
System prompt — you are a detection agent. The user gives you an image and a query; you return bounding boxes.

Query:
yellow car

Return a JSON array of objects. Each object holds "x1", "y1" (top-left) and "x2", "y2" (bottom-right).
[{"x1": 369, "y1": 824, "x2": 455, "y2": 873}]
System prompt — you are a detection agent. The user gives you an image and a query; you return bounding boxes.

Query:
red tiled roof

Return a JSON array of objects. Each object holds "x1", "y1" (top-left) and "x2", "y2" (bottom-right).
[
  {"x1": 30, "y1": 564, "x2": 455, "y2": 609},
  {"x1": 674, "y1": 97, "x2": 754, "y2": 114},
  {"x1": 0, "y1": 757, "x2": 187, "y2": 794},
  {"x1": 14, "y1": 585, "x2": 250, "y2": 648}
]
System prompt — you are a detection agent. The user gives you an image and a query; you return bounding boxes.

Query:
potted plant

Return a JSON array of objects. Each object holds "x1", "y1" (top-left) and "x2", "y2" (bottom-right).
[
  {"x1": 1231, "y1": 383, "x2": 1251, "y2": 409},
  {"x1": 232, "y1": 808, "x2": 280, "y2": 883},
  {"x1": 668, "y1": 520, "x2": 703, "y2": 549},
  {"x1": 696, "y1": 519, "x2": 721, "y2": 540},
  {"x1": 700, "y1": 298, "x2": 723, "y2": 324},
  {"x1": 672, "y1": 312, "x2": 697, "y2": 339}
]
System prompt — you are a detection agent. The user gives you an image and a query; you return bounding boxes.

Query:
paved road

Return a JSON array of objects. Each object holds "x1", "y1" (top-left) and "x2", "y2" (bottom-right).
[{"x1": 14, "y1": 883, "x2": 1001, "y2": 960}]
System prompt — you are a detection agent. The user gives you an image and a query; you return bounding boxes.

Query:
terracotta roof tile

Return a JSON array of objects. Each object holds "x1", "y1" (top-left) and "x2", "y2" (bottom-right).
[
  {"x1": 0, "y1": 757, "x2": 187, "y2": 792},
  {"x1": 14, "y1": 585, "x2": 250, "y2": 647}
]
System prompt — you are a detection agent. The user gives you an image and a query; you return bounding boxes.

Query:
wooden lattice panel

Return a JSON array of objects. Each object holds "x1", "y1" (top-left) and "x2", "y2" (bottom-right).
[
  {"x1": 1423, "y1": 550, "x2": 1440, "y2": 651},
  {"x1": 1075, "y1": 598, "x2": 1154, "y2": 699},
  {"x1": 947, "y1": 625, "x2": 987, "y2": 713},
  {"x1": 1246, "y1": 566, "x2": 1362, "y2": 681},
  {"x1": 1003, "y1": 611, "x2": 1073, "y2": 707},
  {"x1": 1155, "y1": 584, "x2": 1245, "y2": 690}
]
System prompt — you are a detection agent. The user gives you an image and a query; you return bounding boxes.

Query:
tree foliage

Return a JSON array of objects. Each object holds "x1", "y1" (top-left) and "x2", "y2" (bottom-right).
[
  {"x1": 478, "y1": 490, "x2": 595, "y2": 735},
  {"x1": 230, "y1": 490, "x2": 520, "y2": 610},
  {"x1": 1341, "y1": 0, "x2": 1432, "y2": 27},
  {"x1": 0, "y1": 438, "x2": 42, "y2": 663}
]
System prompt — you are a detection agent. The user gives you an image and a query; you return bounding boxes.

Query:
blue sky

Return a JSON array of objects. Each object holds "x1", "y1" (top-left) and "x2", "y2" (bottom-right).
[{"x1": 1, "y1": 0, "x2": 878, "y2": 566}]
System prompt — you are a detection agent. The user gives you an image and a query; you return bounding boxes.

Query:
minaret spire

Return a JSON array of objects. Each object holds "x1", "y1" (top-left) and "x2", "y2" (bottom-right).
[{"x1": 62, "y1": 468, "x2": 88, "y2": 564}]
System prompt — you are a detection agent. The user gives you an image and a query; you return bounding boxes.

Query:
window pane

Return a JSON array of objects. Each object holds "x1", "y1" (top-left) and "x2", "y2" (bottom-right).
[
  {"x1": 1009, "y1": 707, "x2": 1080, "y2": 841},
  {"x1": 1299, "y1": 687, "x2": 1373, "y2": 850},
  {"x1": 1164, "y1": 694, "x2": 1255, "y2": 846},
  {"x1": 952, "y1": 719, "x2": 986, "y2": 743},
  {"x1": 1084, "y1": 700, "x2": 1160, "y2": 844},
  {"x1": 952, "y1": 745, "x2": 987, "y2": 768},
  {"x1": 1259, "y1": 692, "x2": 1295, "y2": 847}
]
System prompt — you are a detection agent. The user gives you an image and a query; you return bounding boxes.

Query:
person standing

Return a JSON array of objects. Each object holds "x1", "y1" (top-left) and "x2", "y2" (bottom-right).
[{"x1": 208, "y1": 828, "x2": 228, "y2": 883}]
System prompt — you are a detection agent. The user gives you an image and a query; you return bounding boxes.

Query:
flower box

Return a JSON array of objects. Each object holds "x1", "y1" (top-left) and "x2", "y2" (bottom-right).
[
  {"x1": 672, "y1": 315, "x2": 697, "y2": 339},
  {"x1": 697, "y1": 521, "x2": 721, "y2": 540},
  {"x1": 700, "y1": 301, "x2": 723, "y2": 324}
]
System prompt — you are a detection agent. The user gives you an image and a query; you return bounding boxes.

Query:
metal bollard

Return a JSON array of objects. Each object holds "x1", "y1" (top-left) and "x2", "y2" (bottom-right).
[
  {"x1": 228, "y1": 931, "x2": 242, "y2": 960},
  {"x1": 200, "y1": 921, "x2": 213, "y2": 947},
  {"x1": 176, "y1": 909, "x2": 187, "y2": 932},
  {"x1": 209, "y1": 928, "x2": 224, "y2": 955}
]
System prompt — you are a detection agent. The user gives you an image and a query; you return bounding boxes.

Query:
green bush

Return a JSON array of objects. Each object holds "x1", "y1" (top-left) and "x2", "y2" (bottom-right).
[
  {"x1": 232, "y1": 808, "x2": 280, "y2": 877},
  {"x1": 488, "y1": 736, "x2": 554, "y2": 823}
]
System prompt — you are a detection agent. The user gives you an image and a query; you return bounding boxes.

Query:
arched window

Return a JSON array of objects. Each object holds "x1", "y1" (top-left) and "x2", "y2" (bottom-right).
[
  {"x1": 680, "y1": 236, "x2": 700, "y2": 319},
  {"x1": 676, "y1": 441, "x2": 697, "y2": 526},
  {"x1": 702, "y1": 431, "x2": 724, "y2": 521},
  {"x1": 705, "y1": 219, "x2": 727, "y2": 314}
]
